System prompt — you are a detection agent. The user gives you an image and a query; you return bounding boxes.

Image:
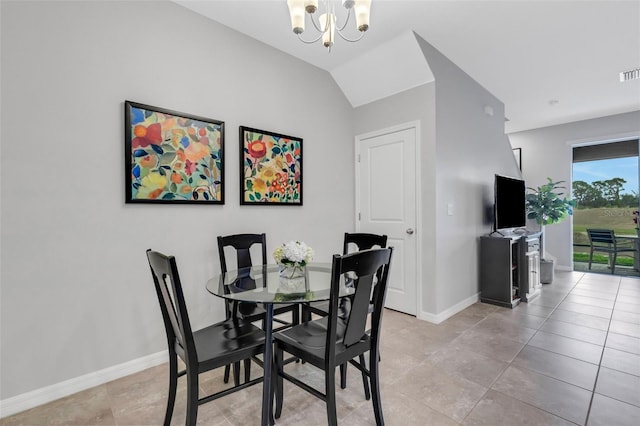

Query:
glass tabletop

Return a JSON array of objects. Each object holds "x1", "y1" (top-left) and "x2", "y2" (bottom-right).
[{"x1": 206, "y1": 263, "x2": 354, "y2": 304}]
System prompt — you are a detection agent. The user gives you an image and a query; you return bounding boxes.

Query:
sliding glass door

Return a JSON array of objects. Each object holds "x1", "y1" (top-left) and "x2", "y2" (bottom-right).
[{"x1": 572, "y1": 139, "x2": 639, "y2": 274}]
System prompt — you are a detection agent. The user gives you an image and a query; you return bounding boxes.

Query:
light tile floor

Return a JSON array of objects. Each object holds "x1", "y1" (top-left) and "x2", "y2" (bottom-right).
[
  {"x1": 573, "y1": 261, "x2": 640, "y2": 278},
  {"x1": 2, "y1": 271, "x2": 639, "y2": 425}
]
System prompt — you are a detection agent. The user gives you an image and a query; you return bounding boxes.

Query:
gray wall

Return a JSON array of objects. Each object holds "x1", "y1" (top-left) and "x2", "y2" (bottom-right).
[
  {"x1": 354, "y1": 34, "x2": 520, "y2": 318},
  {"x1": 0, "y1": 0, "x2": 354, "y2": 399},
  {"x1": 416, "y1": 36, "x2": 520, "y2": 315},
  {"x1": 509, "y1": 111, "x2": 640, "y2": 269}
]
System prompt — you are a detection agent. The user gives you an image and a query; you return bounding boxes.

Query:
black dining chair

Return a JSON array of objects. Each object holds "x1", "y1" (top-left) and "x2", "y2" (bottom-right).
[
  {"x1": 302, "y1": 232, "x2": 388, "y2": 389},
  {"x1": 146, "y1": 250, "x2": 265, "y2": 426},
  {"x1": 303, "y1": 233, "x2": 388, "y2": 321},
  {"x1": 217, "y1": 233, "x2": 300, "y2": 383},
  {"x1": 274, "y1": 247, "x2": 393, "y2": 426},
  {"x1": 586, "y1": 228, "x2": 637, "y2": 274}
]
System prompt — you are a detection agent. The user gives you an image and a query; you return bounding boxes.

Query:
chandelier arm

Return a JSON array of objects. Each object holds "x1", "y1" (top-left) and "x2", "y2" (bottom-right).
[
  {"x1": 288, "y1": 0, "x2": 369, "y2": 49},
  {"x1": 297, "y1": 32, "x2": 325, "y2": 44},
  {"x1": 335, "y1": 30, "x2": 366, "y2": 43},
  {"x1": 335, "y1": 7, "x2": 352, "y2": 32},
  {"x1": 308, "y1": 13, "x2": 327, "y2": 34}
]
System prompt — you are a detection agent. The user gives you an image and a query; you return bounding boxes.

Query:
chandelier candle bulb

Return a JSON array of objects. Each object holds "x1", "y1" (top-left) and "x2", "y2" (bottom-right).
[
  {"x1": 320, "y1": 13, "x2": 336, "y2": 48},
  {"x1": 287, "y1": 0, "x2": 306, "y2": 34},
  {"x1": 355, "y1": 0, "x2": 371, "y2": 31},
  {"x1": 287, "y1": 0, "x2": 372, "y2": 50},
  {"x1": 305, "y1": 0, "x2": 319, "y2": 13}
]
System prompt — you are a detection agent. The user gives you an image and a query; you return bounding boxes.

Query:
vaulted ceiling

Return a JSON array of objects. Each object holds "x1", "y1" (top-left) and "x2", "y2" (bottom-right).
[{"x1": 175, "y1": 0, "x2": 640, "y2": 134}]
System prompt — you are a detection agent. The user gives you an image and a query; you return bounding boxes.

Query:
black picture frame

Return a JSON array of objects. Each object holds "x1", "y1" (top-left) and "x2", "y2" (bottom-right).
[
  {"x1": 239, "y1": 126, "x2": 303, "y2": 206},
  {"x1": 512, "y1": 147, "x2": 522, "y2": 171},
  {"x1": 124, "y1": 101, "x2": 224, "y2": 204}
]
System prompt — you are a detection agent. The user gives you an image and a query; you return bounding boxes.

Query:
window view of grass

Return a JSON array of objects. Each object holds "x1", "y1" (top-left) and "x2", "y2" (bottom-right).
[
  {"x1": 572, "y1": 156, "x2": 639, "y2": 268},
  {"x1": 573, "y1": 207, "x2": 637, "y2": 265}
]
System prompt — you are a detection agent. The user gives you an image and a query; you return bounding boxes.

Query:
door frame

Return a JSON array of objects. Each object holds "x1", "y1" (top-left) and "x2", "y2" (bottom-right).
[{"x1": 354, "y1": 120, "x2": 422, "y2": 317}]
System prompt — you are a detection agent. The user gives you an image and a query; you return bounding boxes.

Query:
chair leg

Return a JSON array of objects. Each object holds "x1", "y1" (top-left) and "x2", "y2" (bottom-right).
[
  {"x1": 244, "y1": 358, "x2": 252, "y2": 383},
  {"x1": 223, "y1": 364, "x2": 231, "y2": 384},
  {"x1": 163, "y1": 354, "x2": 178, "y2": 426},
  {"x1": 302, "y1": 303, "x2": 312, "y2": 322},
  {"x1": 370, "y1": 348, "x2": 384, "y2": 426},
  {"x1": 293, "y1": 304, "x2": 300, "y2": 326},
  {"x1": 340, "y1": 363, "x2": 347, "y2": 389},
  {"x1": 233, "y1": 362, "x2": 241, "y2": 387},
  {"x1": 612, "y1": 253, "x2": 617, "y2": 274},
  {"x1": 299, "y1": 306, "x2": 309, "y2": 364},
  {"x1": 325, "y1": 367, "x2": 338, "y2": 426},
  {"x1": 275, "y1": 345, "x2": 284, "y2": 419},
  {"x1": 359, "y1": 354, "x2": 371, "y2": 401},
  {"x1": 185, "y1": 368, "x2": 199, "y2": 426},
  {"x1": 588, "y1": 248, "x2": 594, "y2": 270}
]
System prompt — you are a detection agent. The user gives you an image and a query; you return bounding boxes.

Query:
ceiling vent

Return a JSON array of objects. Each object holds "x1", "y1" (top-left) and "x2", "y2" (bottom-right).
[{"x1": 619, "y1": 68, "x2": 640, "y2": 82}]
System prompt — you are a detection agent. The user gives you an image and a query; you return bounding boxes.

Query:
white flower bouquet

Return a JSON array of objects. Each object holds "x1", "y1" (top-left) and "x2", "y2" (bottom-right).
[{"x1": 273, "y1": 241, "x2": 314, "y2": 279}]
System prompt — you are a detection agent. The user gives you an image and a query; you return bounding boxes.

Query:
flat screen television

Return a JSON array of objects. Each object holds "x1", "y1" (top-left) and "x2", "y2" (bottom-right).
[{"x1": 494, "y1": 174, "x2": 526, "y2": 230}]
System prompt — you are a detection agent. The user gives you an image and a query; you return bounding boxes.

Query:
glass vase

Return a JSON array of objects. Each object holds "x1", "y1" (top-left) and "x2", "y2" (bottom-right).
[{"x1": 279, "y1": 263, "x2": 305, "y2": 279}]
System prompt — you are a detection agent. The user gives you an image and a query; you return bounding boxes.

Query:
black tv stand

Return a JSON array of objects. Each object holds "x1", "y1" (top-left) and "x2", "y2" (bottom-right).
[
  {"x1": 480, "y1": 231, "x2": 542, "y2": 308},
  {"x1": 491, "y1": 228, "x2": 527, "y2": 237}
]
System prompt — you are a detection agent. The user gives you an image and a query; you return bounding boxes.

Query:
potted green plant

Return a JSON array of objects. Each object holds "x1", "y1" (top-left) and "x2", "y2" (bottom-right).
[{"x1": 526, "y1": 178, "x2": 575, "y2": 283}]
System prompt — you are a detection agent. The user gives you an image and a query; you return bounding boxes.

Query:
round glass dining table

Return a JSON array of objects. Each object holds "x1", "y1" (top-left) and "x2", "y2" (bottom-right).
[
  {"x1": 206, "y1": 262, "x2": 356, "y2": 304},
  {"x1": 205, "y1": 262, "x2": 353, "y2": 426}
]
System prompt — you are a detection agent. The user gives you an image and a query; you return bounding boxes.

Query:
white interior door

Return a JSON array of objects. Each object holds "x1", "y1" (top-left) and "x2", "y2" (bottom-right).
[{"x1": 356, "y1": 126, "x2": 418, "y2": 315}]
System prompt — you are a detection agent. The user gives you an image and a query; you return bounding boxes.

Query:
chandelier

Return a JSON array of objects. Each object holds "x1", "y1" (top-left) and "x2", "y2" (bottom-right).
[{"x1": 286, "y1": 0, "x2": 372, "y2": 51}]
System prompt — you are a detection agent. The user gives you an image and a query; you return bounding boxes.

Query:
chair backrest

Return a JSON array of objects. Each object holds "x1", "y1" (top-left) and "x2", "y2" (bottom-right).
[
  {"x1": 146, "y1": 249, "x2": 196, "y2": 366},
  {"x1": 343, "y1": 232, "x2": 388, "y2": 255},
  {"x1": 587, "y1": 229, "x2": 615, "y2": 245},
  {"x1": 326, "y1": 248, "x2": 393, "y2": 360},
  {"x1": 217, "y1": 233, "x2": 267, "y2": 273},
  {"x1": 343, "y1": 233, "x2": 388, "y2": 304}
]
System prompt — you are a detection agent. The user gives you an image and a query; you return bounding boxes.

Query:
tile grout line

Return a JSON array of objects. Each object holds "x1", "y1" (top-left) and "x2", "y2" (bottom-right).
[
  {"x1": 460, "y1": 277, "x2": 583, "y2": 425},
  {"x1": 495, "y1": 278, "x2": 586, "y2": 425},
  {"x1": 484, "y1": 275, "x2": 603, "y2": 425},
  {"x1": 583, "y1": 275, "x2": 622, "y2": 426}
]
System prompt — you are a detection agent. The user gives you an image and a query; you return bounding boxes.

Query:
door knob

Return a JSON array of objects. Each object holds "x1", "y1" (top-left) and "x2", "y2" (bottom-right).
[{"x1": 406, "y1": 228, "x2": 414, "y2": 235}]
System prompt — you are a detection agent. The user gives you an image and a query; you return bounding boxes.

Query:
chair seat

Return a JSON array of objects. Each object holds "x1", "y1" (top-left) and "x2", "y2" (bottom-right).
[
  {"x1": 305, "y1": 300, "x2": 330, "y2": 315},
  {"x1": 193, "y1": 320, "x2": 265, "y2": 371},
  {"x1": 274, "y1": 317, "x2": 369, "y2": 368},
  {"x1": 236, "y1": 301, "x2": 297, "y2": 321},
  {"x1": 592, "y1": 246, "x2": 636, "y2": 253},
  {"x1": 304, "y1": 300, "x2": 348, "y2": 319}
]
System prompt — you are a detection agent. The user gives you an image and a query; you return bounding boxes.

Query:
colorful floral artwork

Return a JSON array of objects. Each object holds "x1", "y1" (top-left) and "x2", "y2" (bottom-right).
[
  {"x1": 125, "y1": 101, "x2": 224, "y2": 204},
  {"x1": 240, "y1": 127, "x2": 302, "y2": 205}
]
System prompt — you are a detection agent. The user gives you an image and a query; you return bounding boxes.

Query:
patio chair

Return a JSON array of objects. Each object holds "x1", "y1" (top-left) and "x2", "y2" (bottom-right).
[{"x1": 586, "y1": 229, "x2": 637, "y2": 274}]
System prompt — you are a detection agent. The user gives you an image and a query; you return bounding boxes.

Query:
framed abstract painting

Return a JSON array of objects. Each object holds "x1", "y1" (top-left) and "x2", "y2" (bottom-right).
[
  {"x1": 125, "y1": 101, "x2": 224, "y2": 204},
  {"x1": 240, "y1": 126, "x2": 302, "y2": 205}
]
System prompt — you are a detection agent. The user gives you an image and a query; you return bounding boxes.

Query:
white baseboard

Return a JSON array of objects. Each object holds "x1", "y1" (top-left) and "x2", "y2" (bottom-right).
[
  {"x1": 0, "y1": 350, "x2": 168, "y2": 419},
  {"x1": 418, "y1": 292, "x2": 480, "y2": 324}
]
